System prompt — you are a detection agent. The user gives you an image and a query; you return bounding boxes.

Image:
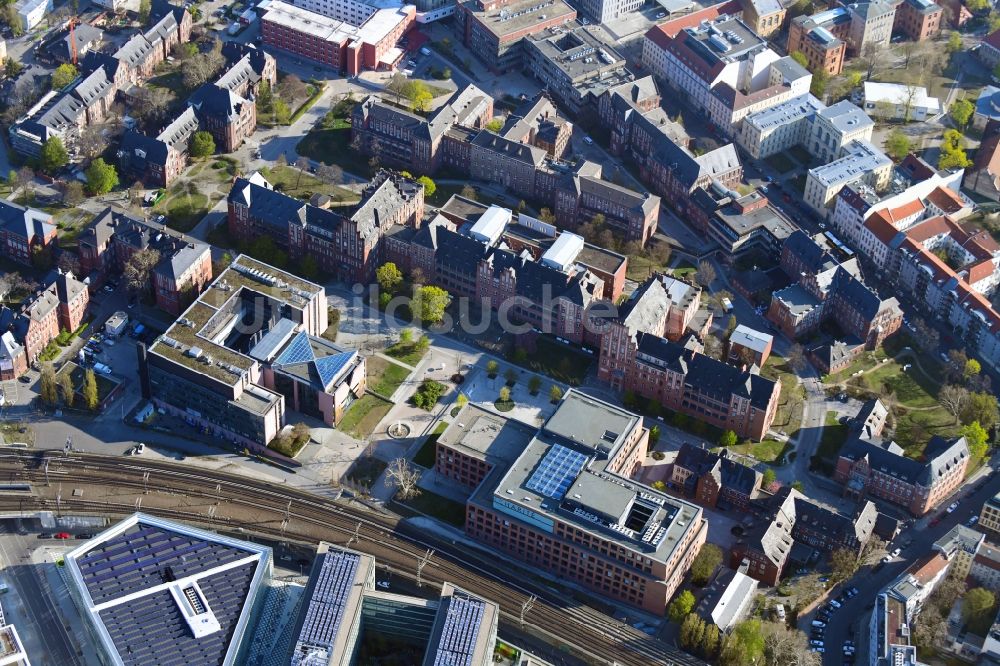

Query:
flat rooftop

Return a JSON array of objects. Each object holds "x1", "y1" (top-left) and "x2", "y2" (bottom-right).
[
  {"x1": 682, "y1": 16, "x2": 767, "y2": 65},
  {"x1": 744, "y1": 93, "x2": 823, "y2": 132},
  {"x1": 262, "y1": 0, "x2": 410, "y2": 45},
  {"x1": 471, "y1": 390, "x2": 703, "y2": 564},
  {"x1": 526, "y1": 26, "x2": 626, "y2": 83},
  {"x1": 715, "y1": 200, "x2": 795, "y2": 240},
  {"x1": 809, "y1": 140, "x2": 891, "y2": 188},
  {"x1": 462, "y1": 0, "x2": 577, "y2": 40},
  {"x1": 438, "y1": 404, "x2": 537, "y2": 464},
  {"x1": 150, "y1": 254, "x2": 324, "y2": 387},
  {"x1": 818, "y1": 100, "x2": 874, "y2": 135}
]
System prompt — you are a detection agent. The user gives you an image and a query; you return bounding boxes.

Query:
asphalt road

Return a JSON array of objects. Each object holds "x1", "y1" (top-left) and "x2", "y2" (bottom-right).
[{"x1": 813, "y1": 468, "x2": 999, "y2": 665}]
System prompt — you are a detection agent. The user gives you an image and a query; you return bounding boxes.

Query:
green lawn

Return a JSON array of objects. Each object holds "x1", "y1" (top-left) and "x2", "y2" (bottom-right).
[
  {"x1": 823, "y1": 348, "x2": 890, "y2": 384},
  {"x1": 816, "y1": 411, "x2": 850, "y2": 462},
  {"x1": 385, "y1": 339, "x2": 428, "y2": 367},
  {"x1": 398, "y1": 488, "x2": 467, "y2": 527},
  {"x1": 412, "y1": 421, "x2": 448, "y2": 468},
  {"x1": 297, "y1": 127, "x2": 371, "y2": 179},
  {"x1": 338, "y1": 394, "x2": 393, "y2": 439},
  {"x1": 366, "y1": 355, "x2": 412, "y2": 399},
  {"x1": 672, "y1": 260, "x2": 696, "y2": 279},
  {"x1": 766, "y1": 152, "x2": 796, "y2": 174},
  {"x1": 518, "y1": 335, "x2": 592, "y2": 386},
  {"x1": 627, "y1": 254, "x2": 670, "y2": 281},
  {"x1": 714, "y1": 438, "x2": 787, "y2": 463},
  {"x1": 260, "y1": 165, "x2": 359, "y2": 203},
  {"x1": 153, "y1": 181, "x2": 213, "y2": 232}
]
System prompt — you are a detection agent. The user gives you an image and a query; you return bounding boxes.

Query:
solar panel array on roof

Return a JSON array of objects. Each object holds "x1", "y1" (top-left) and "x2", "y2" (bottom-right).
[
  {"x1": 275, "y1": 331, "x2": 314, "y2": 366},
  {"x1": 96, "y1": 563, "x2": 257, "y2": 666},
  {"x1": 295, "y1": 550, "x2": 360, "y2": 651},
  {"x1": 314, "y1": 351, "x2": 357, "y2": 388},
  {"x1": 431, "y1": 594, "x2": 486, "y2": 666},
  {"x1": 525, "y1": 444, "x2": 588, "y2": 499},
  {"x1": 75, "y1": 523, "x2": 253, "y2": 604}
]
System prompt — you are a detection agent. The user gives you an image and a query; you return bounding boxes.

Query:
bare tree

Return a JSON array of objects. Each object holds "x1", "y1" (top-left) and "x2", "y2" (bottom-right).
[
  {"x1": 59, "y1": 180, "x2": 85, "y2": 206},
  {"x1": 0, "y1": 273, "x2": 38, "y2": 302},
  {"x1": 277, "y1": 74, "x2": 308, "y2": 102},
  {"x1": 57, "y1": 252, "x2": 81, "y2": 276},
  {"x1": 762, "y1": 621, "x2": 821, "y2": 666},
  {"x1": 695, "y1": 260, "x2": 716, "y2": 287},
  {"x1": 132, "y1": 86, "x2": 173, "y2": 126},
  {"x1": 384, "y1": 458, "x2": 421, "y2": 499},
  {"x1": 77, "y1": 125, "x2": 105, "y2": 159},
  {"x1": 124, "y1": 248, "x2": 162, "y2": 298},
  {"x1": 939, "y1": 384, "x2": 969, "y2": 423},
  {"x1": 861, "y1": 43, "x2": 883, "y2": 81},
  {"x1": 14, "y1": 166, "x2": 35, "y2": 199},
  {"x1": 787, "y1": 343, "x2": 807, "y2": 372},
  {"x1": 317, "y1": 163, "x2": 343, "y2": 185},
  {"x1": 702, "y1": 334, "x2": 722, "y2": 360},
  {"x1": 294, "y1": 156, "x2": 310, "y2": 190}
]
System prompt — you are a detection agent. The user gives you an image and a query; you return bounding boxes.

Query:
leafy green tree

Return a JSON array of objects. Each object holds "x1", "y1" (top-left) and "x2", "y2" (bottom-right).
[
  {"x1": 700, "y1": 623, "x2": 720, "y2": 658},
  {"x1": 189, "y1": 131, "x2": 216, "y2": 158},
  {"x1": 273, "y1": 98, "x2": 291, "y2": 125},
  {"x1": 965, "y1": 358, "x2": 982, "y2": 379},
  {"x1": 139, "y1": 0, "x2": 152, "y2": 22},
  {"x1": 549, "y1": 385, "x2": 563, "y2": 403},
  {"x1": 485, "y1": 118, "x2": 503, "y2": 132},
  {"x1": 39, "y1": 137, "x2": 68, "y2": 175},
  {"x1": 960, "y1": 422, "x2": 990, "y2": 461},
  {"x1": 719, "y1": 430, "x2": 738, "y2": 448},
  {"x1": 85, "y1": 158, "x2": 119, "y2": 195},
  {"x1": 486, "y1": 360, "x2": 498, "y2": 377},
  {"x1": 39, "y1": 364, "x2": 59, "y2": 406},
  {"x1": 967, "y1": 0, "x2": 989, "y2": 13},
  {"x1": 939, "y1": 129, "x2": 972, "y2": 170},
  {"x1": 885, "y1": 129, "x2": 912, "y2": 161},
  {"x1": 649, "y1": 424, "x2": 661, "y2": 444},
  {"x1": 376, "y1": 262, "x2": 403, "y2": 294},
  {"x1": 3, "y1": 58, "x2": 22, "y2": 79},
  {"x1": 791, "y1": 480, "x2": 804, "y2": 491},
  {"x1": 762, "y1": 468, "x2": 776, "y2": 488},
  {"x1": 504, "y1": 367, "x2": 517, "y2": 385},
  {"x1": 720, "y1": 620, "x2": 765, "y2": 666},
  {"x1": 946, "y1": 31, "x2": 963, "y2": 53},
  {"x1": 411, "y1": 285, "x2": 450, "y2": 324},
  {"x1": 963, "y1": 588, "x2": 996, "y2": 634},
  {"x1": 789, "y1": 51, "x2": 808, "y2": 69},
  {"x1": 83, "y1": 368, "x2": 99, "y2": 410},
  {"x1": 498, "y1": 386, "x2": 511, "y2": 403},
  {"x1": 51, "y1": 63, "x2": 78, "y2": 90},
  {"x1": 60, "y1": 371, "x2": 74, "y2": 407},
  {"x1": 528, "y1": 375, "x2": 541, "y2": 395},
  {"x1": 810, "y1": 68, "x2": 829, "y2": 98},
  {"x1": 668, "y1": 590, "x2": 696, "y2": 622},
  {"x1": 830, "y1": 547, "x2": 858, "y2": 581},
  {"x1": 963, "y1": 392, "x2": 999, "y2": 430},
  {"x1": 416, "y1": 175, "x2": 436, "y2": 197},
  {"x1": 690, "y1": 544, "x2": 723, "y2": 586},
  {"x1": 679, "y1": 613, "x2": 704, "y2": 649},
  {"x1": 950, "y1": 98, "x2": 975, "y2": 129}
]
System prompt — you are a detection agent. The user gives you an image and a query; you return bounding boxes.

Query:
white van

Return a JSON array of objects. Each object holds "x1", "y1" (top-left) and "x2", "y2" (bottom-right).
[{"x1": 811, "y1": 620, "x2": 826, "y2": 628}]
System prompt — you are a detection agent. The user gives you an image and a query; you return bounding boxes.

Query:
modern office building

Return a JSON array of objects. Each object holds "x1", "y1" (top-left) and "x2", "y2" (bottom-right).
[
  {"x1": 453, "y1": 0, "x2": 577, "y2": 72},
  {"x1": 261, "y1": 0, "x2": 415, "y2": 74},
  {"x1": 64, "y1": 513, "x2": 272, "y2": 666},
  {"x1": 289, "y1": 542, "x2": 498, "y2": 665},
  {"x1": 575, "y1": 0, "x2": 642, "y2": 24},
  {"x1": 14, "y1": 0, "x2": 51, "y2": 31},
  {"x1": 465, "y1": 390, "x2": 708, "y2": 613},
  {"x1": 523, "y1": 27, "x2": 631, "y2": 115},
  {"x1": 141, "y1": 255, "x2": 365, "y2": 449}
]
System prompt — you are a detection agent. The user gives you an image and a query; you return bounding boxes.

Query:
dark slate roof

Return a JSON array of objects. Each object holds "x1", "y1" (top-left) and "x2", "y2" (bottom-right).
[
  {"x1": 471, "y1": 131, "x2": 546, "y2": 166},
  {"x1": 838, "y1": 435, "x2": 968, "y2": 487},
  {"x1": 674, "y1": 443, "x2": 761, "y2": 496},
  {"x1": 121, "y1": 130, "x2": 169, "y2": 168},
  {"x1": 191, "y1": 85, "x2": 248, "y2": 123},
  {"x1": 829, "y1": 268, "x2": 893, "y2": 320},
  {"x1": 149, "y1": 0, "x2": 188, "y2": 25},
  {"x1": 0, "y1": 198, "x2": 55, "y2": 241},
  {"x1": 433, "y1": 226, "x2": 491, "y2": 275},
  {"x1": 783, "y1": 230, "x2": 836, "y2": 274},
  {"x1": 229, "y1": 178, "x2": 307, "y2": 231},
  {"x1": 485, "y1": 246, "x2": 596, "y2": 305},
  {"x1": 356, "y1": 96, "x2": 430, "y2": 140}
]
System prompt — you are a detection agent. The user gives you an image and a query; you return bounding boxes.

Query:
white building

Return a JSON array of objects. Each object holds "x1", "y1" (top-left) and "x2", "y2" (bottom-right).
[
  {"x1": 643, "y1": 15, "x2": 811, "y2": 135},
  {"x1": 862, "y1": 81, "x2": 941, "y2": 122},
  {"x1": 804, "y1": 139, "x2": 892, "y2": 216},
  {"x1": 14, "y1": 0, "x2": 52, "y2": 31},
  {"x1": 576, "y1": 0, "x2": 643, "y2": 24},
  {"x1": 808, "y1": 100, "x2": 875, "y2": 164},
  {"x1": 89, "y1": 0, "x2": 130, "y2": 11},
  {"x1": 739, "y1": 94, "x2": 824, "y2": 159}
]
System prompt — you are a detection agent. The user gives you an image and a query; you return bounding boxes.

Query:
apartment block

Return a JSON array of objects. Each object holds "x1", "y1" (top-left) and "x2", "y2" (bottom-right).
[
  {"x1": 981, "y1": 493, "x2": 1000, "y2": 537},
  {"x1": 643, "y1": 13, "x2": 812, "y2": 134},
  {"x1": 465, "y1": 389, "x2": 708, "y2": 613},
  {"x1": 739, "y1": 94, "x2": 824, "y2": 159},
  {"x1": 804, "y1": 140, "x2": 892, "y2": 216},
  {"x1": 933, "y1": 525, "x2": 985, "y2": 581},
  {"x1": 848, "y1": 0, "x2": 895, "y2": 53},
  {"x1": 893, "y1": 0, "x2": 943, "y2": 41},
  {"x1": 835, "y1": 435, "x2": 969, "y2": 516},
  {"x1": 78, "y1": 208, "x2": 213, "y2": 315},
  {"x1": 227, "y1": 170, "x2": 425, "y2": 283},
  {"x1": 970, "y1": 541, "x2": 1000, "y2": 592},
  {"x1": 141, "y1": 255, "x2": 365, "y2": 450},
  {"x1": 454, "y1": 0, "x2": 577, "y2": 72},
  {"x1": 870, "y1": 554, "x2": 950, "y2": 665},
  {"x1": 261, "y1": 0, "x2": 414, "y2": 74}
]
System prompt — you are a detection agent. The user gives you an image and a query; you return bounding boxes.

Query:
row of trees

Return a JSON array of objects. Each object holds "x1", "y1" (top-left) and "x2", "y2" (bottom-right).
[
  {"x1": 676, "y1": 614, "x2": 819, "y2": 666},
  {"x1": 385, "y1": 75, "x2": 434, "y2": 113},
  {"x1": 39, "y1": 363, "x2": 100, "y2": 410}
]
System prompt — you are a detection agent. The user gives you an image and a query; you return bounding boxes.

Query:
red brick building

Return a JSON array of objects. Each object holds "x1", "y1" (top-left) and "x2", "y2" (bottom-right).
[
  {"x1": 834, "y1": 435, "x2": 969, "y2": 516},
  {"x1": 78, "y1": 209, "x2": 213, "y2": 315},
  {"x1": 0, "y1": 199, "x2": 57, "y2": 267},
  {"x1": 464, "y1": 390, "x2": 708, "y2": 613},
  {"x1": 893, "y1": 0, "x2": 943, "y2": 41},
  {"x1": 670, "y1": 443, "x2": 762, "y2": 510}
]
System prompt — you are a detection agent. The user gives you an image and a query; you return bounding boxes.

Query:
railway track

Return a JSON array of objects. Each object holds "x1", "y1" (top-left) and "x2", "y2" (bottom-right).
[{"x1": 0, "y1": 451, "x2": 705, "y2": 666}]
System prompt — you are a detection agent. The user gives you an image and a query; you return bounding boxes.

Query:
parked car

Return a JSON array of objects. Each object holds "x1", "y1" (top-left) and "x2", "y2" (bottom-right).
[
  {"x1": 946, "y1": 502, "x2": 959, "y2": 513},
  {"x1": 54, "y1": 532, "x2": 71, "y2": 539}
]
